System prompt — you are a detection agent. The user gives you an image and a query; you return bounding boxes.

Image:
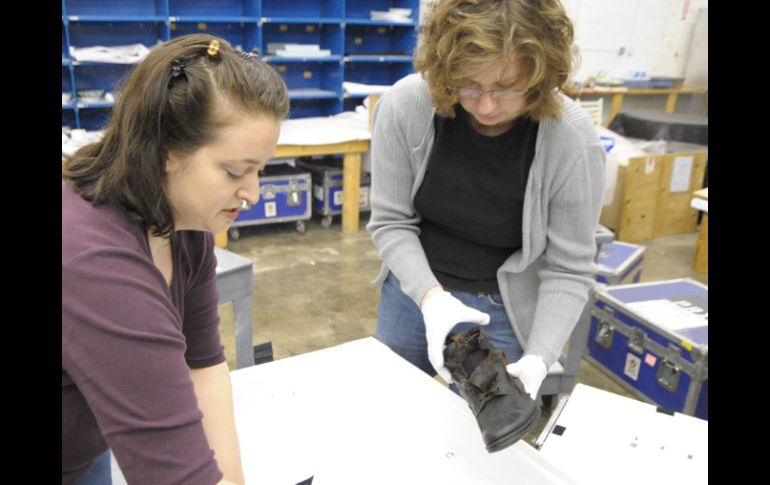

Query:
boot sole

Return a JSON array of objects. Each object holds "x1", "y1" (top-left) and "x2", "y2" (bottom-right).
[{"x1": 484, "y1": 404, "x2": 541, "y2": 453}]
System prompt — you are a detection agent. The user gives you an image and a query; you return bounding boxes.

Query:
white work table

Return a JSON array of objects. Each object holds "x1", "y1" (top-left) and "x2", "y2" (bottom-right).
[
  {"x1": 536, "y1": 384, "x2": 708, "y2": 485},
  {"x1": 230, "y1": 337, "x2": 578, "y2": 485}
]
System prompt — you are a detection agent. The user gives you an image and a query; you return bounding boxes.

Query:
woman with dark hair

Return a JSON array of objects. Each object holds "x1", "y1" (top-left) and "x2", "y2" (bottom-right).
[
  {"x1": 62, "y1": 34, "x2": 289, "y2": 484},
  {"x1": 368, "y1": 0, "x2": 605, "y2": 403}
]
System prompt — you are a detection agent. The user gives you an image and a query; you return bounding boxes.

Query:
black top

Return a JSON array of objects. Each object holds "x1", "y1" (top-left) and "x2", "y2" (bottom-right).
[{"x1": 414, "y1": 105, "x2": 539, "y2": 293}]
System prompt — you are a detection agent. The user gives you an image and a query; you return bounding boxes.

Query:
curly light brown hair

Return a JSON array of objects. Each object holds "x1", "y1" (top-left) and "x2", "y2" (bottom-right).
[{"x1": 414, "y1": 0, "x2": 577, "y2": 120}]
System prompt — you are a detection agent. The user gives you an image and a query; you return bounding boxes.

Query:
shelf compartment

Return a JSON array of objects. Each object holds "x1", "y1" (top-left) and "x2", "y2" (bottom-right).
[
  {"x1": 170, "y1": 21, "x2": 259, "y2": 53},
  {"x1": 168, "y1": 0, "x2": 260, "y2": 18},
  {"x1": 345, "y1": 24, "x2": 416, "y2": 56},
  {"x1": 78, "y1": 108, "x2": 113, "y2": 131},
  {"x1": 342, "y1": 96, "x2": 370, "y2": 112},
  {"x1": 288, "y1": 97, "x2": 342, "y2": 118},
  {"x1": 62, "y1": 110, "x2": 79, "y2": 130},
  {"x1": 65, "y1": 0, "x2": 166, "y2": 18},
  {"x1": 262, "y1": 22, "x2": 342, "y2": 57},
  {"x1": 262, "y1": 0, "x2": 342, "y2": 20},
  {"x1": 73, "y1": 64, "x2": 133, "y2": 99},
  {"x1": 344, "y1": 60, "x2": 411, "y2": 87},
  {"x1": 345, "y1": 0, "x2": 418, "y2": 22},
  {"x1": 62, "y1": 66, "x2": 74, "y2": 101},
  {"x1": 68, "y1": 21, "x2": 165, "y2": 50},
  {"x1": 272, "y1": 61, "x2": 342, "y2": 96}
]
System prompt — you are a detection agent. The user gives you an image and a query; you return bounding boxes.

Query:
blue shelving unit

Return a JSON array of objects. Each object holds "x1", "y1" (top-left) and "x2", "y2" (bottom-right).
[{"x1": 61, "y1": 0, "x2": 419, "y2": 128}]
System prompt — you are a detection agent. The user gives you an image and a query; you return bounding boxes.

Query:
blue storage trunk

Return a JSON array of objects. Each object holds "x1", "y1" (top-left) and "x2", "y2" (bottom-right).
[
  {"x1": 587, "y1": 279, "x2": 708, "y2": 420},
  {"x1": 595, "y1": 241, "x2": 645, "y2": 285},
  {"x1": 231, "y1": 163, "x2": 311, "y2": 236},
  {"x1": 296, "y1": 158, "x2": 371, "y2": 228}
]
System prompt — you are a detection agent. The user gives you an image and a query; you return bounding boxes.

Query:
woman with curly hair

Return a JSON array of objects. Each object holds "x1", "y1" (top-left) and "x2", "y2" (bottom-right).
[{"x1": 368, "y1": 0, "x2": 605, "y2": 403}]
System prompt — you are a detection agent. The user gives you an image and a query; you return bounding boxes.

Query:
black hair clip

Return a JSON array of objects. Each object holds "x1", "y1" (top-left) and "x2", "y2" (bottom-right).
[
  {"x1": 168, "y1": 59, "x2": 187, "y2": 87},
  {"x1": 239, "y1": 50, "x2": 258, "y2": 61},
  {"x1": 170, "y1": 59, "x2": 186, "y2": 78}
]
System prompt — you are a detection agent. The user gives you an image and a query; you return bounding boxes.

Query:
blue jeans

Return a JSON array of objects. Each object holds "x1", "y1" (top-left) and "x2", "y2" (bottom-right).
[
  {"x1": 72, "y1": 450, "x2": 112, "y2": 485},
  {"x1": 375, "y1": 272, "x2": 523, "y2": 378}
]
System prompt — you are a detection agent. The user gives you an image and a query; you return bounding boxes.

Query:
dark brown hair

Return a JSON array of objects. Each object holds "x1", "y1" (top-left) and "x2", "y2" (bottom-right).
[
  {"x1": 414, "y1": 0, "x2": 576, "y2": 120},
  {"x1": 62, "y1": 34, "x2": 290, "y2": 237}
]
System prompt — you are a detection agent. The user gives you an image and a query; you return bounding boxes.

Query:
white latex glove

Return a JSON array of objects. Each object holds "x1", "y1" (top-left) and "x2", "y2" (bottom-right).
[
  {"x1": 421, "y1": 290, "x2": 491, "y2": 383},
  {"x1": 506, "y1": 354, "x2": 548, "y2": 400}
]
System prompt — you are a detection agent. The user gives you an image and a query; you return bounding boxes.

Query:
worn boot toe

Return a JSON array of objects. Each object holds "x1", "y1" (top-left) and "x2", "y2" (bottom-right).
[{"x1": 444, "y1": 327, "x2": 541, "y2": 453}]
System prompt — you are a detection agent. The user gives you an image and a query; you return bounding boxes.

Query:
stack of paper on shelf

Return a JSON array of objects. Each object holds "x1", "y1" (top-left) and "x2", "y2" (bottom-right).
[
  {"x1": 268, "y1": 43, "x2": 331, "y2": 57},
  {"x1": 343, "y1": 82, "x2": 392, "y2": 96},
  {"x1": 370, "y1": 8, "x2": 412, "y2": 22}
]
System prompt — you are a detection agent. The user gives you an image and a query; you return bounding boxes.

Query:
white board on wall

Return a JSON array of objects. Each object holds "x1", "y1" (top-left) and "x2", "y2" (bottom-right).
[{"x1": 568, "y1": 0, "x2": 708, "y2": 83}]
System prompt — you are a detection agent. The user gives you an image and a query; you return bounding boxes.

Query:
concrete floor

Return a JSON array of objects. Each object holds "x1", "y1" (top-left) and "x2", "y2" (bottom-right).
[{"x1": 218, "y1": 214, "x2": 708, "y2": 445}]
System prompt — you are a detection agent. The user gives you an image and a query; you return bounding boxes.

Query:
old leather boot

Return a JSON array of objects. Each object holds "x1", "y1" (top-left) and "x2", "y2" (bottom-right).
[{"x1": 443, "y1": 327, "x2": 541, "y2": 453}]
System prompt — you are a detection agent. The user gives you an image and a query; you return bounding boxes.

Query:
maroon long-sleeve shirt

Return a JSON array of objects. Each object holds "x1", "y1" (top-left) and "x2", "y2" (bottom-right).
[{"x1": 62, "y1": 181, "x2": 226, "y2": 484}]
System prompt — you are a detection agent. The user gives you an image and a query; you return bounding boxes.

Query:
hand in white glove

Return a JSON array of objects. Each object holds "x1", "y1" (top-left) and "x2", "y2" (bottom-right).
[
  {"x1": 421, "y1": 290, "x2": 490, "y2": 383},
  {"x1": 506, "y1": 354, "x2": 548, "y2": 400}
]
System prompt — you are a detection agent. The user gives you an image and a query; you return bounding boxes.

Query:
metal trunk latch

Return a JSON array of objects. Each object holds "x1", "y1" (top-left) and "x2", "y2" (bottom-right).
[
  {"x1": 595, "y1": 320, "x2": 614, "y2": 349},
  {"x1": 656, "y1": 359, "x2": 681, "y2": 393},
  {"x1": 262, "y1": 185, "x2": 277, "y2": 200},
  {"x1": 287, "y1": 188, "x2": 302, "y2": 206},
  {"x1": 627, "y1": 327, "x2": 646, "y2": 355}
]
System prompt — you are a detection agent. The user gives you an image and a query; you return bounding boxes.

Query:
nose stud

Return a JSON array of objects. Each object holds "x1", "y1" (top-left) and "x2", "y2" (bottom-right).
[{"x1": 241, "y1": 200, "x2": 251, "y2": 211}]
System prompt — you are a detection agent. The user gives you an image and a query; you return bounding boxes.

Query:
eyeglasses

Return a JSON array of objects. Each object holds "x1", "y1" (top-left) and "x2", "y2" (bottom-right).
[{"x1": 453, "y1": 86, "x2": 528, "y2": 101}]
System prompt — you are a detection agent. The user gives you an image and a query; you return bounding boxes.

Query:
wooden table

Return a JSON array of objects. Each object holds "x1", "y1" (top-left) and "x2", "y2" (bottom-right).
[
  {"x1": 563, "y1": 85, "x2": 707, "y2": 125},
  {"x1": 691, "y1": 188, "x2": 708, "y2": 273},
  {"x1": 274, "y1": 139, "x2": 370, "y2": 234}
]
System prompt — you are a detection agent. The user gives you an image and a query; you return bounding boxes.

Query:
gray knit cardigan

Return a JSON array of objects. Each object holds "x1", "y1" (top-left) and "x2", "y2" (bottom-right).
[{"x1": 366, "y1": 74, "x2": 606, "y2": 367}]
